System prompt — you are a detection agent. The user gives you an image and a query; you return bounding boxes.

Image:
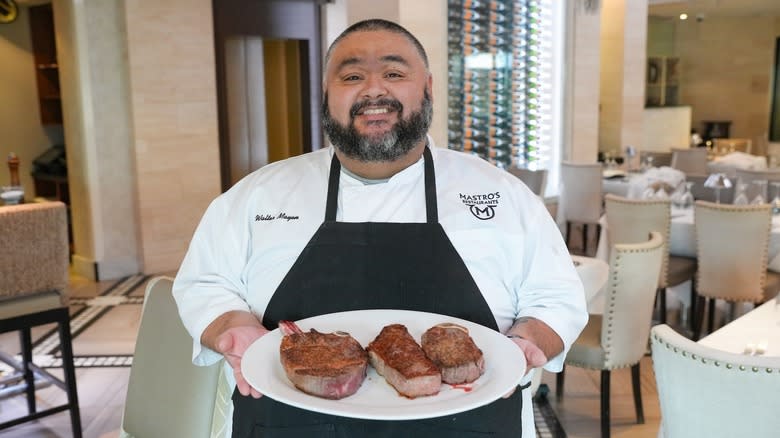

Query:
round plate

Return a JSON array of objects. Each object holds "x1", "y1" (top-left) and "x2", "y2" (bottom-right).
[{"x1": 241, "y1": 309, "x2": 526, "y2": 420}]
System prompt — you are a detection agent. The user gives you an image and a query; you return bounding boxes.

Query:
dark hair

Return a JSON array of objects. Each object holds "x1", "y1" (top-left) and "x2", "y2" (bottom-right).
[{"x1": 325, "y1": 19, "x2": 429, "y2": 69}]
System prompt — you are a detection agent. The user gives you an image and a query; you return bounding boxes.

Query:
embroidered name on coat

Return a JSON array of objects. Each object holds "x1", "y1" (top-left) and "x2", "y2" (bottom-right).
[{"x1": 255, "y1": 213, "x2": 300, "y2": 222}]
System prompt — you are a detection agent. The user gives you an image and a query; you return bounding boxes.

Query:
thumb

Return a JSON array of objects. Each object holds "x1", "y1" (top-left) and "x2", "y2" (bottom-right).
[{"x1": 216, "y1": 332, "x2": 234, "y2": 354}]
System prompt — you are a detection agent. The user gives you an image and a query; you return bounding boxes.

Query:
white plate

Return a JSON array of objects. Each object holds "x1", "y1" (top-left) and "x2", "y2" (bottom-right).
[{"x1": 242, "y1": 309, "x2": 526, "y2": 420}]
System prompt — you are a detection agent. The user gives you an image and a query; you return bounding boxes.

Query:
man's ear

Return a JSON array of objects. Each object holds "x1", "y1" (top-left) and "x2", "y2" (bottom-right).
[{"x1": 426, "y1": 74, "x2": 434, "y2": 103}]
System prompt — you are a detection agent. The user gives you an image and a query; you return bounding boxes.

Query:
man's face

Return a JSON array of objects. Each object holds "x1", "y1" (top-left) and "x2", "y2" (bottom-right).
[{"x1": 322, "y1": 30, "x2": 433, "y2": 162}]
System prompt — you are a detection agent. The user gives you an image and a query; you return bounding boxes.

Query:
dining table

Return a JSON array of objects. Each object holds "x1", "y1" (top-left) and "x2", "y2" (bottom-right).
[
  {"x1": 572, "y1": 254, "x2": 610, "y2": 315},
  {"x1": 698, "y1": 299, "x2": 780, "y2": 356}
]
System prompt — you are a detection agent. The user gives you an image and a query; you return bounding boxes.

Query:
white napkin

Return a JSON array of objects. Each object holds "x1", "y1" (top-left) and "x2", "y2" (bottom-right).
[
  {"x1": 708, "y1": 152, "x2": 768, "y2": 177},
  {"x1": 627, "y1": 166, "x2": 686, "y2": 199}
]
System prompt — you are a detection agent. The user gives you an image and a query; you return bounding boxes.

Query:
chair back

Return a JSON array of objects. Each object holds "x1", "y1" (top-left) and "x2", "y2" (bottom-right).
[
  {"x1": 713, "y1": 137, "x2": 752, "y2": 155},
  {"x1": 604, "y1": 194, "x2": 671, "y2": 287},
  {"x1": 651, "y1": 324, "x2": 780, "y2": 438},
  {"x1": 671, "y1": 148, "x2": 708, "y2": 175},
  {"x1": 686, "y1": 174, "x2": 735, "y2": 204},
  {"x1": 560, "y1": 161, "x2": 603, "y2": 223},
  {"x1": 0, "y1": 202, "x2": 69, "y2": 312},
  {"x1": 639, "y1": 151, "x2": 672, "y2": 168},
  {"x1": 601, "y1": 231, "x2": 664, "y2": 368},
  {"x1": 121, "y1": 276, "x2": 223, "y2": 438},
  {"x1": 507, "y1": 167, "x2": 548, "y2": 196},
  {"x1": 693, "y1": 201, "x2": 771, "y2": 303}
]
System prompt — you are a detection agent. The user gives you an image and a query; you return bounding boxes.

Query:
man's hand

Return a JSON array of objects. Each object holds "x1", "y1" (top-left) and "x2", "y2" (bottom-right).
[
  {"x1": 215, "y1": 325, "x2": 269, "y2": 398},
  {"x1": 201, "y1": 310, "x2": 269, "y2": 399},
  {"x1": 509, "y1": 336, "x2": 548, "y2": 372}
]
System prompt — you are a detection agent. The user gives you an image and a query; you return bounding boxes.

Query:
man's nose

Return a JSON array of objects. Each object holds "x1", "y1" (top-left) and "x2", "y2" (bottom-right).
[{"x1": 361, "y1": 74, "x2": 387, "y2": 99}]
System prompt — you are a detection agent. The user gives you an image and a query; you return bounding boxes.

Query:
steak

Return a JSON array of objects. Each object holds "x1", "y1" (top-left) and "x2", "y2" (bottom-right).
[
  {"x1": 366, "y1": 324, "x2": 442, "y2": 398},
  {"x1": 278, "y1": 320, "x2": 368, "y2": 400},
  {"x1": 421, "y1": 323, "x2": 485, "y2": 384}
]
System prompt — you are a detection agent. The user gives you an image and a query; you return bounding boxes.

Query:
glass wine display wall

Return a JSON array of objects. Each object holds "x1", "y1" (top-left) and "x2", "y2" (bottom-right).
[{"x1": 448, "y1": 0, "x2": 551, "y2": 170}]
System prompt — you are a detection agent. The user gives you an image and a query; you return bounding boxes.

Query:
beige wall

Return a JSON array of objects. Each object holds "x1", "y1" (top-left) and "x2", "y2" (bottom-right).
[
  {"x1": 0, "y1": 6, "x2": 64, "y2": 197},
  {"x1": 124, "y1": 0, "x2": 221, "y2": 274},
  {"x1": 567, "y1": 2, "x2": 602, "y2": 163},
  {"x1": 599, "y1": 0, "x2": 648, "y2": 157},
  {"x1": 672, "y1": 16, "x2": 780, "y2": 156}
]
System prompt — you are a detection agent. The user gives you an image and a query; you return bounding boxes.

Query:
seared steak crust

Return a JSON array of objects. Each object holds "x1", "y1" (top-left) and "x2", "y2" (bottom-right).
[
  {"x1": 367, "y1": 324, "x2": 442, "y2": 398},
  {"x1": 421, "y1": 323, "x2": 485, "y2": 384},
  {"x1": 279, "y1": 328, "x2": 368, "y2": 400}
]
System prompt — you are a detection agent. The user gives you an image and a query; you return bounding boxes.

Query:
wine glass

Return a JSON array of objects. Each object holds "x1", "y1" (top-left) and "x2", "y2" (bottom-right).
[
  {"x1": 733, "y1": 179, "x2": 749, "y2": 205},
  {"x1": 642, "y1": 179, "x2": 658, "y2": 199},
  {"x1": 771, "y1": 182, "x2": 780, "y2": 215},
  {"x1": 679, "y1": 182, "x2": 695, "y2": 209},
  {"x1": 751, "y1": 180, "x2": 768, "y2": 205}
]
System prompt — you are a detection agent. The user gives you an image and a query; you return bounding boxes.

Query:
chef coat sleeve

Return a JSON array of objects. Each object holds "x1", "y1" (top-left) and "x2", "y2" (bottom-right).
[
  {"x1": 173, "y1": 194, "x2": 252, "y2": 366},
  {"x1": 514, "y1": 201, "x2": 588, "y2": 372}
]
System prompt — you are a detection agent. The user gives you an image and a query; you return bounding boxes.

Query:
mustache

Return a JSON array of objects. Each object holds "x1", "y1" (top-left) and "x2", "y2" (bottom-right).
[{"x1": 349, "y1": 98, "x2": 403, "y2": 117}]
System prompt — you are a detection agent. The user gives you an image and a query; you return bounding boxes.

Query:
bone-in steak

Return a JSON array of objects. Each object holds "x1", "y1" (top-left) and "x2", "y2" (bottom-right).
[
  {"x1": 278, "y1": 321, "x2": 368, "y2": 400},
  {"x1": 421, "y1": 322, "x2": 485, "y2": 384},
  {"x1": 366, "y1": 324, "x2": 442, "y2": 398}
]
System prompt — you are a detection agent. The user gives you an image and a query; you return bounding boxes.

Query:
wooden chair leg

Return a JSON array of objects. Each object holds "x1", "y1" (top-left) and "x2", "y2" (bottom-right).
[
  {"x1": 19, "y1": 328, "x2": 36, "y2": 414},
  {"x1": 601, "y1": 369, "x2": 611, "y2": 438},
  {"x1": 57, "y1": 308, "x2": 83, "y2": 438},
  {"x1": 688, "y1": 278, "x2": 697, "y2": 332},
  {"x1": 582, "y1": 223, "x2": 589, "y2": 255},
  {"x1": 707, "y1": 298, "x2": 716, "y2": 335},
  {"x1": 631, "y1": 364, "x2": 644, "y2": 424},
  {"x1": 692, "y1": 295, "x2": 706, "y2": 341},
  {"x1": 566, "y1": 222, "x2": 572, "y2": 248},
  {"x1": 556, "y1": 365, "x2": 565, "y2": 400}
]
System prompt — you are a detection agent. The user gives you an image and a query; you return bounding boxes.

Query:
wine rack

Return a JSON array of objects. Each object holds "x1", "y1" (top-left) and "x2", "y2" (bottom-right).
[{"x1": 447, "y1": 0, "x2": 549, "y2": 170}]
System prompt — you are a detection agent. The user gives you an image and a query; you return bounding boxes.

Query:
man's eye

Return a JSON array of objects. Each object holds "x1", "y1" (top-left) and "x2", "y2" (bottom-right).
[
  {"x1": 386, "y1": 72, "x2": 403, "y2": 78},
  {"x1": 343, "y1": 75, "x2": 361, "y2": 81}
]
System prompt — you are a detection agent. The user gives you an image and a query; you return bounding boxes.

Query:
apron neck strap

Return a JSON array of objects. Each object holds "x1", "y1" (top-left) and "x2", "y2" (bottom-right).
[{"x1": 325, "y1": 146, "x2": 438, "y2": 223}]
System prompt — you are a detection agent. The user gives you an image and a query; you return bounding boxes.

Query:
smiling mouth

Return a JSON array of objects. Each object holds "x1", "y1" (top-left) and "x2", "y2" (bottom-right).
[{"x1": 362, "y1": 108, "x2": 390, "y2": 115}]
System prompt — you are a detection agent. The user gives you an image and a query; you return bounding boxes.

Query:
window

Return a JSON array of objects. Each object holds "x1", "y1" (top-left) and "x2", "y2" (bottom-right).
[{"x1": 447, "y1": 0, "x2": 563, "y2": 195}]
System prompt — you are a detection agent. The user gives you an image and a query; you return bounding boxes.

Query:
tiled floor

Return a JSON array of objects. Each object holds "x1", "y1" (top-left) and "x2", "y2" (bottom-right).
[{"x1": 0, "y1": 271, "x2": 670, "y2": 438}]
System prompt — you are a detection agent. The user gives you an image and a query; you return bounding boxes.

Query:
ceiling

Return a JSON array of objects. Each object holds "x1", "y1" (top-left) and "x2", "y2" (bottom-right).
[{"x1": 649, "y1": 0, "x2": 780, "y2": 19}]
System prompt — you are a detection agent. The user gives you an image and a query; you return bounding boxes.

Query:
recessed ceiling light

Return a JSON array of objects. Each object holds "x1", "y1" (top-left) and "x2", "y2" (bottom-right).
[{"x1": 679, "y1": 13, "x2": 688, "y2": 20}]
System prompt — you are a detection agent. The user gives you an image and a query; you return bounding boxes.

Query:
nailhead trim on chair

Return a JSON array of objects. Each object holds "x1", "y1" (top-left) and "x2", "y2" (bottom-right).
[
  {"x1": 653, "y1": 332, "x2": 778, "y2": 374},
  {"x1": 694, "y1": 202, "x2": 772, "y2": 301}
]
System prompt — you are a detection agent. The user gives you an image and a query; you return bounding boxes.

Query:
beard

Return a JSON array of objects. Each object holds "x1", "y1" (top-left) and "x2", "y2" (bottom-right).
[{"x1": 321, "y1": 89, "x2": 432, "y2": 162}]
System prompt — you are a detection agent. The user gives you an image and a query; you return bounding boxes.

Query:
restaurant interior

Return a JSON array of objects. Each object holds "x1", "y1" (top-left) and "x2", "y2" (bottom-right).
[{"x1": 1, "y1": 0, "x2": 780, "y2": 437}]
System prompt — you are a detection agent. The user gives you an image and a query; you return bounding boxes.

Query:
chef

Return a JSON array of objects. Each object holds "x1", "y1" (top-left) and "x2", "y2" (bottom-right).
[{"x1": 173, "y1": 18, "x2": 587, "y2": 438}]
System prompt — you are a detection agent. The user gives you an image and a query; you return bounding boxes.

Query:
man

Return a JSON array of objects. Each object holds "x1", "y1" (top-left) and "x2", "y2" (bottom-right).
[{"x1": 174, "y1": 18, "x2": 587, "y2": 437}]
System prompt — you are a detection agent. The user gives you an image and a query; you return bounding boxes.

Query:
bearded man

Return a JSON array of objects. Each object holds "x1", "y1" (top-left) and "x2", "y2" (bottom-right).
[{"x1": 173, "y1": 18, "x2": 586, "y2": 438}]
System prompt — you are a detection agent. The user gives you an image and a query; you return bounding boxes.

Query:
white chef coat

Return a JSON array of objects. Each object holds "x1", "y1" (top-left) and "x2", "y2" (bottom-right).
[{"x1": 172, "y1": 143, "x2": 588, "y2": 437}]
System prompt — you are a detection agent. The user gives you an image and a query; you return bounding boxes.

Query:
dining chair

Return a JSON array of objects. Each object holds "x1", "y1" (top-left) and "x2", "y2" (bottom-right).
[
  {"x1": 604, "y1": 194, "x2": 697, "y2": 325},
  {"x1": 121, "y1": 276, "x2": 226, "y2": 438},
  {"x1": 507, "y1": 167, "x2": 548, "y2": 197},
  {"x1": 560, "y1": 161, "x2": 603, "y2": 255},
  {"x1": 556, "y1": 231, "x2": 665, "y2": 438},
  {"x1": 639, "y1": 151, "x2": 672, "y2": 168},
  {"x1": 712, "y1": 137, "x2": 752, "y2": 155},
  {"x1": 651, "y1": 324, "x2": 780, "y2": 438},
  {"x1": 670, "y1": 148, "x2": 708, "y2": 175},
  {"x1": 691, "y1": 201, "x2": 780, "y2": 340},
  {"x1": 686, "y1": 174, "x2": 735, "y2": 204},
  {"x1": 0, "y1": 202, "x2": 81, "y2": 438}
]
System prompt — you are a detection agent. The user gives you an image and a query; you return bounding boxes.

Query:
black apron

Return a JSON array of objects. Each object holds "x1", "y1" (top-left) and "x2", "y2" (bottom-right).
[{"x1": 232, "y1": 147, "x2": 526, "y2": 438}]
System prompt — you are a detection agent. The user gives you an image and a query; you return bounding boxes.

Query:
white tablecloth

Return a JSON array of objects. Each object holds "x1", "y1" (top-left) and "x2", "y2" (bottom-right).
[
  {"x1": 698, "y1": 300, "x2": 780, "y2": 356},
  {"x1": 707, "y1": 152, "x2": 768, "y2": 178},
  {"x1": 572, "y1": 255, "x2": 609, "y2": 315},
  {"x1": 602, "y1": 167, "x2": 686, "y2": 200}
]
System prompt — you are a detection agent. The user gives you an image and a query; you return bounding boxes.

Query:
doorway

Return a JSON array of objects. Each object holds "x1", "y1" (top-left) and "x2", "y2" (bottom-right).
[{"x1": 213, "y1": 0, "x2": 325, "y2": 190}]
